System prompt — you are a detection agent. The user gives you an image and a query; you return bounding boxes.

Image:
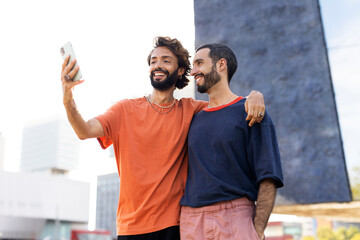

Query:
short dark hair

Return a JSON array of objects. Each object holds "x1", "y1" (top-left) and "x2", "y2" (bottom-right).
[
  {"x1": 196, "y1": 43, "x2": 238, "y2": 82},
  {"x1": 147, "y1": 37, "x2": 191, "y2": 89}
]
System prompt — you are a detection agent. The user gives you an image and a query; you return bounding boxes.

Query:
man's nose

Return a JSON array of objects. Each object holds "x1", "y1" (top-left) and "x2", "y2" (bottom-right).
[
  {"x1": 190, "y1": 67, "x2": 197, "y2": 76},
  {"x1": 154, "y1": 61, "x2": 163, "y2": 68}
]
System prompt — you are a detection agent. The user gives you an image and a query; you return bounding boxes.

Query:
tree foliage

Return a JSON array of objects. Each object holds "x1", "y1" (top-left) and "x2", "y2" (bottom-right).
[
  {"x1": 314, "y1": 226, "x2": 360, "y2": 240},
  {"x1": 351, "y1": 167, "x2": 360, "y2": 200},
  {"x1": 302, "y1": 236, "x2": 315, "y2": 240}
]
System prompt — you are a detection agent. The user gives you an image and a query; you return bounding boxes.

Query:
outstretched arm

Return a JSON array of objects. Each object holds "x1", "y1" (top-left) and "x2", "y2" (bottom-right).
[
  {"x1": 244, "y1": 90, "x2": 265, "y2": 126},
  {"x1": 254, "y1": 178, "x2": 277, "y2": 240},
  {"x1": 61, "y1": 56, "x2": 104, "y2": 140}
]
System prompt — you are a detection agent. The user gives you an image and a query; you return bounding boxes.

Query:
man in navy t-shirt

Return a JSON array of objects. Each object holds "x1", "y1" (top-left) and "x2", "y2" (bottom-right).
[{"x1": 180, "y1": 44, "x2": 284, "y2": 240}]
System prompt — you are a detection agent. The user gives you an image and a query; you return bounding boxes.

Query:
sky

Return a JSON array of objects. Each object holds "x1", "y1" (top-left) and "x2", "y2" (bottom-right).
[
  {"x1": 0, "y1": 0, "x2": 196, "y2": 170},
  {"x1": 0, "y1": 0, "x2": 359, "y2": 229},
  {"x1": 319, "y1": 0, "x2": 360, "y2": 178}
]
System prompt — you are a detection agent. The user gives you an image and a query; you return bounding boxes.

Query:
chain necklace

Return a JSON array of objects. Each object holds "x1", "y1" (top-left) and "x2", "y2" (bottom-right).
[{"x1": 145, "y1": 95, "x2": 176, "y2": 114}]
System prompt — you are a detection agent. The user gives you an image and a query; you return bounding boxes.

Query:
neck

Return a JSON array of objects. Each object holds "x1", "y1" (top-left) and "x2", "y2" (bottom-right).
[
  {"x1": 150, "y1": 88, "x2": 175, "y2": 104},
  {"x1": 207, "y1": 80, "x2": 237, "y2": 108}
]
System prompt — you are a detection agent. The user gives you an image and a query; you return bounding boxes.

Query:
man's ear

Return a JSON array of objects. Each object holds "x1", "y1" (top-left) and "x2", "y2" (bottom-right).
[
  {"x1": 178, "y1": 67, "x2": 185, "y2": 77},
  {"x1": 217, "y1": 58, "x2": 227, "y2": 72}
]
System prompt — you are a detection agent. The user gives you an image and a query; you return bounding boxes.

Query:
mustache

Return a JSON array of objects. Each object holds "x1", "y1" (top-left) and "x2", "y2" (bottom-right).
[
  {"x1": 194, "y1": 73, "x2": 204, "y2": 78},
  {"x1": 151, "y1": 68, "x2": 169, "y2": 76}
]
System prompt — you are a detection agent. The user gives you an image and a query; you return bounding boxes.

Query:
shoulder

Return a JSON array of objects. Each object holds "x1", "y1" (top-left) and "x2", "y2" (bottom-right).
[
  {"x1": 235, "y1": 97, "x2": 246, "y2": 108},
  {"x1": 103, "y1": 97, "x2": 146, "y2": 114},
  {"x1": 226, "y1": 97, "x2": 247, "y2": 119},
  {"x1": 112, "y1": 97, "x2": 146, "y2": 107},
  {"x1": 259, "y1": 111, "x2": 275, "y2": 126},
  {"x1": 179, "y1": 97, "x2": 208, "y2": 110},
  {"x1": 222, "y1": 97, "x2": 247, "y2": 114},
  {"x1": 179, "y1": 97, "x2": 206, "y2": 105}
]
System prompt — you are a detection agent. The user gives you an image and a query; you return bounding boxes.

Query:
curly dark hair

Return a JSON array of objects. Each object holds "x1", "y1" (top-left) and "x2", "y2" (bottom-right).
[{"x1": 147, "y1": 37, "x2": 191, "y2": 89}]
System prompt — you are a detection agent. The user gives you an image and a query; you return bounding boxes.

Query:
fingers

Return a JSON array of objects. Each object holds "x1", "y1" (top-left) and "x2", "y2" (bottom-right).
[
  {"x1": 257, "y1": 109, "x2": 265, "y2": 123},
  {"x1": 74, "y1": 79, "x2": 85, "y2": 85},
  {"x1": 63, "y1": 78, "x2": 85, "y2": 94},
  {"x1": 245, "y1": 104, "x2": 266, "y2": 127},
  {"x1": 245, "y1": 109, "x2": 257, "y2": 127},
  {"x1": 245, "y1": 107, "x2": 253, "y2": 121},
  {"x1": 61, "y1": 58, "x2": 79, "y2": 82},
  {"x1": 67, "y1": 65, "x2": 80, "y2": 80},
  {"x1": 248, "y1": 116, "x2": 257, "y2": 127},
  {"x1": 247, "y1": 111, "x2": 265, "y2": 126},
  {"x1": 64, "y1": 58, "x2": 77, "y2": 76},
  {"x1": 61, "y1": 55, "x2": 70, "y2": 72},
  {"x1": 68, "y1": 79, "x2": 85, "y2": 89},
  {"x1": 245, "y1": 90, "x2": 266, "y2": 126}
]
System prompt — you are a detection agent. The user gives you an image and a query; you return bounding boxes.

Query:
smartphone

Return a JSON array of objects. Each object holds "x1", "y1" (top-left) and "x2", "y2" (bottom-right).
[{"x1": 60, "y1": 42, "x2": 82, "y2": 81}]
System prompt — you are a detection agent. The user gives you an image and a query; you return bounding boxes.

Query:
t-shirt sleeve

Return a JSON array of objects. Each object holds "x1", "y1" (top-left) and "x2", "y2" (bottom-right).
[
  {"x1": 191, "y1": 99, "x2": 208, "y2": 113},
  {"x1": 247, "y1": 113, "x2": 284, "y2": 188},
  {"x1": 95, "y1": 100, "x2": 123, "y2": 149}
]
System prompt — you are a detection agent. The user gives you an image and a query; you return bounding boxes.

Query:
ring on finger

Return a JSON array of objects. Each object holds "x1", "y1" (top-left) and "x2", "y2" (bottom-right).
[
  {"x1": 64, "y1": 75, "x2": 72, "y2": 81},
  {"x1": 258, "y1": 112, "x2": 264, "y2": 117}
]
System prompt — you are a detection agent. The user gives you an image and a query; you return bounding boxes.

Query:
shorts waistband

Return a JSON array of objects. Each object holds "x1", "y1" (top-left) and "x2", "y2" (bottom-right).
[{"x1": 181, "y1": 198, "x2": 254, "y2": 213}]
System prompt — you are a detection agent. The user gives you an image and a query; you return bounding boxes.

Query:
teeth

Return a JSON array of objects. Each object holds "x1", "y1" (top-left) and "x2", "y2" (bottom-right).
[
  {"x1": 195, "y1": 75, "x2": 203, "y2": 82},
  {"x1": 155, "y1": 73, "x2": 165, "y2": 76}
]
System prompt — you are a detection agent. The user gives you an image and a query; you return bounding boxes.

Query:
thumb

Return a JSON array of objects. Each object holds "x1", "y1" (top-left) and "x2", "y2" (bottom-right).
[
  {"x1": 72, "y1": 79, "x2": 85, "y2": 87},
  {"x1": 75, "y1": 79, "x2": 85, "y2": 85}
]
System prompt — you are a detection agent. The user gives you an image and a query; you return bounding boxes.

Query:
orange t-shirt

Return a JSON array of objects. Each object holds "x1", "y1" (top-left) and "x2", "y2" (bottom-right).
[{"x1": 96, "y1": 97, "x2": 207, "y2": 235}]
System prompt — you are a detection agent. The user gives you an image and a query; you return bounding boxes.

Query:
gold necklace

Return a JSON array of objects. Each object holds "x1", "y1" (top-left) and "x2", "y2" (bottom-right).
[{"x1": 145, "y1": 95, "x2": 176, "y2": 114}]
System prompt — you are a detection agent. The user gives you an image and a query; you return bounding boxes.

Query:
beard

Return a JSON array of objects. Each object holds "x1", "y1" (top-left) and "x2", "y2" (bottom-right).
[
  {"x1": 197, "y1": 66, "x2": 221, "y2": 93},
  {"x1": 150, "y1": 68, "x2": 179, "y2": 91}
]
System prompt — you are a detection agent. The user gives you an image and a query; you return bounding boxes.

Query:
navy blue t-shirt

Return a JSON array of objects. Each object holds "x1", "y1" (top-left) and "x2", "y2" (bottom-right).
[{"x1": 180, "y1": 97, "x2": 284, "y2": 207}]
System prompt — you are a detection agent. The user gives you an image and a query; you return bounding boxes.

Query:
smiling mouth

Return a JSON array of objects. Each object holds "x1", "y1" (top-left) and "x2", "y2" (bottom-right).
[
  {"x1": 194, "y1": 74, "x2": 204, "y2": 83},
  {"x1": 154, "y1": 72, "x2": 166, "y2": 76},
  {"x1": 152, "y1": 70, "x2": 168, "y2": 80}
]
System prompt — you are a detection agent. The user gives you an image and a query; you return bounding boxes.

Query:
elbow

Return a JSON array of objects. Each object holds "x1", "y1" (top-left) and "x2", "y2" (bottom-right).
[
  {"x1": 77, "y1": 132, "x2": 89, "y2": 141},
  {"x1": 78, "y1": 136, "x2": 87, "y2": 141}
]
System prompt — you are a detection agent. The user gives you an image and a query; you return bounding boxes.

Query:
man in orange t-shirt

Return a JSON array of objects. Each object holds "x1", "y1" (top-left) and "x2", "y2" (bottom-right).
[{"x1": 60, "y1": 36, "x2": 265, "y2": 240}]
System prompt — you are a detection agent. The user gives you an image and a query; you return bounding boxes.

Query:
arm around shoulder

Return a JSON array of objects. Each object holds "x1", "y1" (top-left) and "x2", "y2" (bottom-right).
[{"x1": 244, "y1": 90, "x2": 265, "y2": 126}]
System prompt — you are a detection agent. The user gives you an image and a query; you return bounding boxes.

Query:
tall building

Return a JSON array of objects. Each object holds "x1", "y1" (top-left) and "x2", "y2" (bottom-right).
[
  {"x1": 0, "y1": 117, "x2": 90, "y2": 239},
  {"x1": 0, "y1": 132, "x2": 5, "y2": 170},
  {"x1": 96, "y1": 172, "x2": 119, "y2": 238},
  {"x1": 0, "y1": 171, "x2": 90, "y2": 239},
  {"x1": 20, "y1": 116, "x2": 79, "y2": 174}
]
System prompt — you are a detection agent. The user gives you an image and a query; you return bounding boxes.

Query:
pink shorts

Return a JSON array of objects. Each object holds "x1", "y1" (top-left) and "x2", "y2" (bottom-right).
[{"x1": 180, "y1": 198, "x2": 260, "y2": 240}]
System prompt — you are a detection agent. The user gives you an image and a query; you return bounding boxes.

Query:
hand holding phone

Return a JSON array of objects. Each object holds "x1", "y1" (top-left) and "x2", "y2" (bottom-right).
[{"x1": 60, "y1": 42, "x2": 82, "y2": 81}]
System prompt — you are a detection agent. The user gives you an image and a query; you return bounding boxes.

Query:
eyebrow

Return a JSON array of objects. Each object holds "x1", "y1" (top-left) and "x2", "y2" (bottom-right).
[
  {"x1": 193, "y1": 58, "x2": 204, "y2": 64},
  {"x1": 151, "y1": 55, "x2": 174, "y2": 60}
]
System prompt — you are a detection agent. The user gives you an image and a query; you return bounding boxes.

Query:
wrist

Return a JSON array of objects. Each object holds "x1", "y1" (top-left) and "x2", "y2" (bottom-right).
[
  {"x1": 63, "y1": 90, "x2": 74, "y2": 105},
  {"x1": 253, "y1": 221, "x2": 264, "y2": 240},
  {"x1": 258, "y1": 232, "x2": 265, "y2": 240}
]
